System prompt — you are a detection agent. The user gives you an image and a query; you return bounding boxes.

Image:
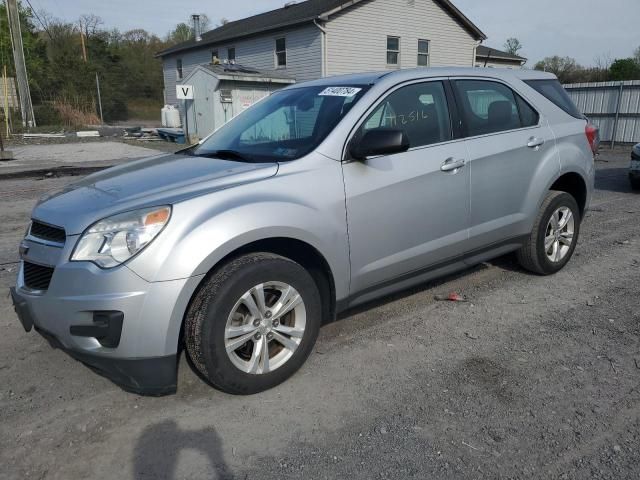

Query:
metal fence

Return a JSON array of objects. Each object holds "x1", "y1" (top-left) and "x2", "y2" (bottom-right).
[{"x1": 564, "y1": 80, "x2": 640, "y2": 146}]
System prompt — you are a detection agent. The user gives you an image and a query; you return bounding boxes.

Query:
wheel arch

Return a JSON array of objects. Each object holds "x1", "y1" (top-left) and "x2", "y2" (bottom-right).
[
  {"x1": 178, "y1": 236, "x2": 338, "y2": 349},
  {"x1": 549, "y1": 172, "x2": 588, "y2": 218}
]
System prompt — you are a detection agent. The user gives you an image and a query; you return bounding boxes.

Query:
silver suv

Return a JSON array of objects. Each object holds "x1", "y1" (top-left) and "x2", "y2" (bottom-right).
[{"x1": 11, "y1": 68, "x2": 596, "y2": 395}]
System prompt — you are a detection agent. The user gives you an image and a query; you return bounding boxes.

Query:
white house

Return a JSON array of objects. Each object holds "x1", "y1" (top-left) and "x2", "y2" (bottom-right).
[
  {"x1": 158, "y1": 0, "x2": 487, "y2": 106},
  {"x1": 475, "y1": 45, "x2": 527, "y2": 69}
]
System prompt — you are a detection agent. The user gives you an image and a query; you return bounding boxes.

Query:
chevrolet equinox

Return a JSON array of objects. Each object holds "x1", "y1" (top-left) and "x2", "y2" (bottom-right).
[{"x1": 11, "y1": 68, "x2": 597, "y2": 395}]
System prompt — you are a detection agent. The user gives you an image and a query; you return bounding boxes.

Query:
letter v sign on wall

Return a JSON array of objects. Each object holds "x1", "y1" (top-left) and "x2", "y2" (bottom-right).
[{"x1": 176, "y1": 85, "x2": 194, "y2": 100}]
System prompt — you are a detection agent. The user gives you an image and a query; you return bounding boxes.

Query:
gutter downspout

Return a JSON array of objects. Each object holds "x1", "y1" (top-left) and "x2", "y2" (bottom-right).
[
  {"x1": 473, "y1": 40, "x2": 481, "y2": 68},
  {"x1": 314, "y1": 19, "x2": 327, "y2": 77}
]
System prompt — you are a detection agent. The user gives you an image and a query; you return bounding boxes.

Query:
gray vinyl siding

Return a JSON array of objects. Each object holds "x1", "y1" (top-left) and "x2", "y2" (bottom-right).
[
  {"x1": 163, "y1": 50, "x2": 210, "y2": 105},
  {"x1": 325, "y1": 0, "x2": 477, "y2": 76},
  {"x1": 163, "y1": 24, "x2": 322, "y2": 105}
]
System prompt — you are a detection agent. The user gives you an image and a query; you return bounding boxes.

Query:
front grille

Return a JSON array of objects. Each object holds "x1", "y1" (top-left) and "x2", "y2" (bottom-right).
[
  {"x1": 23, "y1": 262, "x2": 55, "y2": 291},
  {"x1": 30, "y1": 221, "x2": 66, "y2": 244}
]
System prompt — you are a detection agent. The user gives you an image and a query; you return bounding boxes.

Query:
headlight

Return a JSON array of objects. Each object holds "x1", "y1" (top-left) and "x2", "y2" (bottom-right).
[{"x1": 71, "y1": 206, "x2": 171, "y2": 268}]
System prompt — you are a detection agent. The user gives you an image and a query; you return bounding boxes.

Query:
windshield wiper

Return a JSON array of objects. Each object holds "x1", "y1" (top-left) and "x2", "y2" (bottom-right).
[{"x1": 198, "y1": 150, "x2": 256, "y2": 162}]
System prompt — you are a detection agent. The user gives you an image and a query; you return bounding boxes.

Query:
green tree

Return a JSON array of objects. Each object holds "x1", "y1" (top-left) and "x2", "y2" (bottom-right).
[
  {"x1": 167, "y1": 22, "x2": 191, "y2": 44},
  {"x1": 0, "y1": 2, "x2": 171, "y2": 125},
  {"x1": 534, "y1": 56, "x2": 581, "y2": 83},
  {"x1": 0, "y1": 1, "x2": 48, "y2": 101},
  {"x1": 609, "y1": 58, "x2": 640, "y2": 81},
  {"x1": 166, "y1": 14, "x2": 212, "y2": 45}
]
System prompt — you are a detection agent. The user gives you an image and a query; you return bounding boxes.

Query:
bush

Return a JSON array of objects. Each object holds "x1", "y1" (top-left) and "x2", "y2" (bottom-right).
[
  {"x1": 53, "y1": 99, "x2": 101, "y2": 128},
  {"x1": 33, "y1": 103, "x2": 62, "y2": 126},
  {"x1": 102, "y1": 96, "x2": 129, "y2": 122}
]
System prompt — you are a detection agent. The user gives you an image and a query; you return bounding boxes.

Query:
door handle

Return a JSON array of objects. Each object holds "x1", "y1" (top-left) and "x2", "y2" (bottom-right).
[
  {"x1": 440, "y1": 158, "x2": 466, "y2": 172},
  {"x1": 527, "y1": 137, "x2": 545, "y2": 149}
]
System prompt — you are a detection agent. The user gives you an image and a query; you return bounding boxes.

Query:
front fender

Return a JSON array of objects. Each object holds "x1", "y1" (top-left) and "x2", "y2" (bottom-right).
[{"x1": 126, "y1": 156, "x2": 350, "y2": 300}]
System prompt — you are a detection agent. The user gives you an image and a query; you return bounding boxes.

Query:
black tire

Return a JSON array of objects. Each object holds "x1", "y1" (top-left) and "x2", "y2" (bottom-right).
[
  {"x1": 517, "y1": 191, "x2": 581, "y2": 275},
  {"x1": 184, "y1": 252, "x2": 321, "y2": 395},
  {"x1": 631, "y1": 178, "x2": 640, "y2": 191}
]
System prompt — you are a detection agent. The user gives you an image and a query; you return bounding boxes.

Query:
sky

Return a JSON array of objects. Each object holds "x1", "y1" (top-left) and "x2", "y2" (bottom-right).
[{"x1": 28, "y1": 0, "x2": 640, "y2": 66}]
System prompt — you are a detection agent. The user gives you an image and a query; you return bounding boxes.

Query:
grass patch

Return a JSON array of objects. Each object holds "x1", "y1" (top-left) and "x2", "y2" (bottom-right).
[{"x1": 127, "y1": 99, "x2": 163, "y2": 121}]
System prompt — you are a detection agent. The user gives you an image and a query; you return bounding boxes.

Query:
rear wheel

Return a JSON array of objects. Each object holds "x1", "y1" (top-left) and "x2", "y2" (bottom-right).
[
  {"x1": 631, "y1": 177, "x2": 640, "y2": 191},
  {"x1": 517, "y1": 191, "x2": 580, "y2": 275},
  {"x1": 185, "y1": 253, "x2": 321, "y2": 394}
]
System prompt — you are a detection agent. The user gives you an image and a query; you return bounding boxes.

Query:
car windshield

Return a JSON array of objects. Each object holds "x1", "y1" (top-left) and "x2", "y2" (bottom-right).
[{"x1": 190, "y1": 85, "x2": 370, "y2": 162}]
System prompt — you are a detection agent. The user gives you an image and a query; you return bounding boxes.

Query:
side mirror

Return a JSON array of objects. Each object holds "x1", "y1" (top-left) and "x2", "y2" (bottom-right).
[{"x1": 349, "y1": 129, "x2": 410, "y2": 160}]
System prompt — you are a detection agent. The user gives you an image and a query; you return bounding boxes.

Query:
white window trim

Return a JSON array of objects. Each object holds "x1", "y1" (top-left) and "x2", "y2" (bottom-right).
[
  {"x1": 227, "y1": 46, "x2": 236, "y2": 63},
  {"x1": 386, "y1": 36, "x2": 400, "y2": 68},
  {"x1": 418, "y1": 39, "x2": 430, "y2": 67},
  {"x1": 275, "y1": 37, "x2": 287, "y2": 69}
]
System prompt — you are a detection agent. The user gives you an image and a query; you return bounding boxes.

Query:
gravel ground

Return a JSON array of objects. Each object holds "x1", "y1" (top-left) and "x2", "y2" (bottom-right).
[
  {"x1": 0, "y1": 137, "x2": 183, "y2": 177},
  {"x1": 0, "y1": 147, "x2": 638, "y2": 480}
]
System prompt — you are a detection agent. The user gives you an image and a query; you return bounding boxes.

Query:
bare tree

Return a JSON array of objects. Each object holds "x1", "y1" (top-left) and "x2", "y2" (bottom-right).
[
  {"x1": 198, "y1": 14, "x2": 212, "y2": 32},
  {"x1": 534, "y1": 56, "x2": 581, "y2": 83},
  {"x1": 122, "y1": 29, "x2": 152, "y2": 44},
  {"x1": 78, "y1": 14, "x2": 103, "y2": 37},
  {"x1": 504, "y1": 38, "x2": 523, "y2": 56},
  {"x1": 594, "y1": 53, "x2": 613, "y2": 71}
]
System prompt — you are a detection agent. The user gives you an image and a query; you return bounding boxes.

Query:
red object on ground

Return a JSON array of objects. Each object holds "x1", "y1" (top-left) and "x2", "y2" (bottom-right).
[{"x1": 435, "y1": 292, "x2": 468, "y2": 302}]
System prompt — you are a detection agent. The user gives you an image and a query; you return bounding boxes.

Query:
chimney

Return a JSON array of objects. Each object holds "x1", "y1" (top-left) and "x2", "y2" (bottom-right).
[{"x1": 191, "y1": 14, "x2": 202, "y2": 42}]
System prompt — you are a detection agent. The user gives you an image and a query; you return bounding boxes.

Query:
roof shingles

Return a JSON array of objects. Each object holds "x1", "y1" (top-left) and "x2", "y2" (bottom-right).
[
  {"x1": 476, "y1": 45, "x2": 527, "y2": 62},
  {"x1": 158, "y1": 0, "x2": 485, "y2": 57}
]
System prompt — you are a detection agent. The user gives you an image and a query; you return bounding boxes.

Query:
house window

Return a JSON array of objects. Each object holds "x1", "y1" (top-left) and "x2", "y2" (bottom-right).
[
  {"x1": 418, "y1": 39, "x2": 430, "y2": 67},
  {"x1": 176, "y1": 58, "x2": 183, "y2": 79},
  {"x1": 211, "y1": 50, "x2": 219, "y2": 63},
  {"x1": 387, "y1": 36, "x2": 400, "y2": 66},
  {"x1": 228, "y1": 47, "x2": 236, "y2": 63},
  {"x1": 275, "y1": 37, "x2": 287, "y2": 67}
]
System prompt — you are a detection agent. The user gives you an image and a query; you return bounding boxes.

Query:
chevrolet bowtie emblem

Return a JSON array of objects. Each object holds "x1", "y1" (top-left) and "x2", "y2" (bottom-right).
[{"x1": 19, "y1": 242, "x2": 29, "y2": 259}]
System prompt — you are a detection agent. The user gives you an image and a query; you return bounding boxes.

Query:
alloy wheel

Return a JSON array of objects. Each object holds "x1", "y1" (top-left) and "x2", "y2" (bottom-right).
[
  {"x1": 224, "y1": 282, "x2": 306, "y2": 375},
  {"x1": 544, "y1": 206, "x2": 575, "y2": 263}
]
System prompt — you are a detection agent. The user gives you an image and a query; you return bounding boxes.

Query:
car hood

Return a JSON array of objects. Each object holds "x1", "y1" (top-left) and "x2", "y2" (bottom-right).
[{"x1": 32, "y1": 153, "x2": 279, "y2": 234}]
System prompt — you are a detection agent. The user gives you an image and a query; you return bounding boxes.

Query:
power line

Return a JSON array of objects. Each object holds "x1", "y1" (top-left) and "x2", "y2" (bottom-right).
[{"x1": 23, "y1": 0, "x2": 53, "y2": 40}]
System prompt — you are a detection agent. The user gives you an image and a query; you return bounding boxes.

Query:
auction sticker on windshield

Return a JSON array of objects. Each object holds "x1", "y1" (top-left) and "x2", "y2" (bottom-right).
[{"x1": 319, "y1": 87, "x2": 362, "y2": 97}]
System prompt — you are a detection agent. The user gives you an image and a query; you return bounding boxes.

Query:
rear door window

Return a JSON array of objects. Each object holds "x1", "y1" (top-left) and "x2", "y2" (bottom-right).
[
  {"x1": 524, "y1": 79, "x2": 583, "y2": 119},
  {"x1": 454, "y1": 80, "x2": 539, "y2": 137}
]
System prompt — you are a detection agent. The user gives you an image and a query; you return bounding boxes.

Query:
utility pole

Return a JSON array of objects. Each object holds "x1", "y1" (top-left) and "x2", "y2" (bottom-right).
[
  {"x1": 95, "y1": 73, "x2": 103, "y2": 124},
  {"x1": 79, "y1": 20, "x2": 87, "y2": 62},
  {"x1": 6, "y1": 0, "x2": 35, "y2": 128}
]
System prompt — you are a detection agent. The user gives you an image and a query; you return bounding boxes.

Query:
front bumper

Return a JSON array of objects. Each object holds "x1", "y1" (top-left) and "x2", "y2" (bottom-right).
[
  {"x1": 11, "y1": 286, "x2": 177, "y2": 395},
  {"x1": 11, "y1": 249, "x2": 203, "y2": 395}
]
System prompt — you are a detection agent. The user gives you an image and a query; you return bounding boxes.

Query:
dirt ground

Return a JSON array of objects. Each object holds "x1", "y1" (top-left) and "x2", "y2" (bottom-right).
[{"x1": 0, "y1": 147, "x2": 638, "y2": 480}]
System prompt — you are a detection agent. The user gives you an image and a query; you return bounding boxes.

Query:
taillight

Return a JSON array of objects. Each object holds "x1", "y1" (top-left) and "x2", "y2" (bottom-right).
[{"x1": 585, "y1": 123, "x2": 599, "y2": 155}]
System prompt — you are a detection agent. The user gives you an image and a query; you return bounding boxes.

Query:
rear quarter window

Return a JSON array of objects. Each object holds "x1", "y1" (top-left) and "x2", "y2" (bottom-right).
[{"x1": 524, "y1": 79, "x2": 583, "y2": 119}]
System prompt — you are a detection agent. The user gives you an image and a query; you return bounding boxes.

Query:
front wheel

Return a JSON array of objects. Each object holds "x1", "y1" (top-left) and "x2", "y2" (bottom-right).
[
  {"x1": 517, "y1": 191, "x2": 581, "y2": 275},
  {"x1": 185, "y1": 253, "x2": 322, "y2": 395}
]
